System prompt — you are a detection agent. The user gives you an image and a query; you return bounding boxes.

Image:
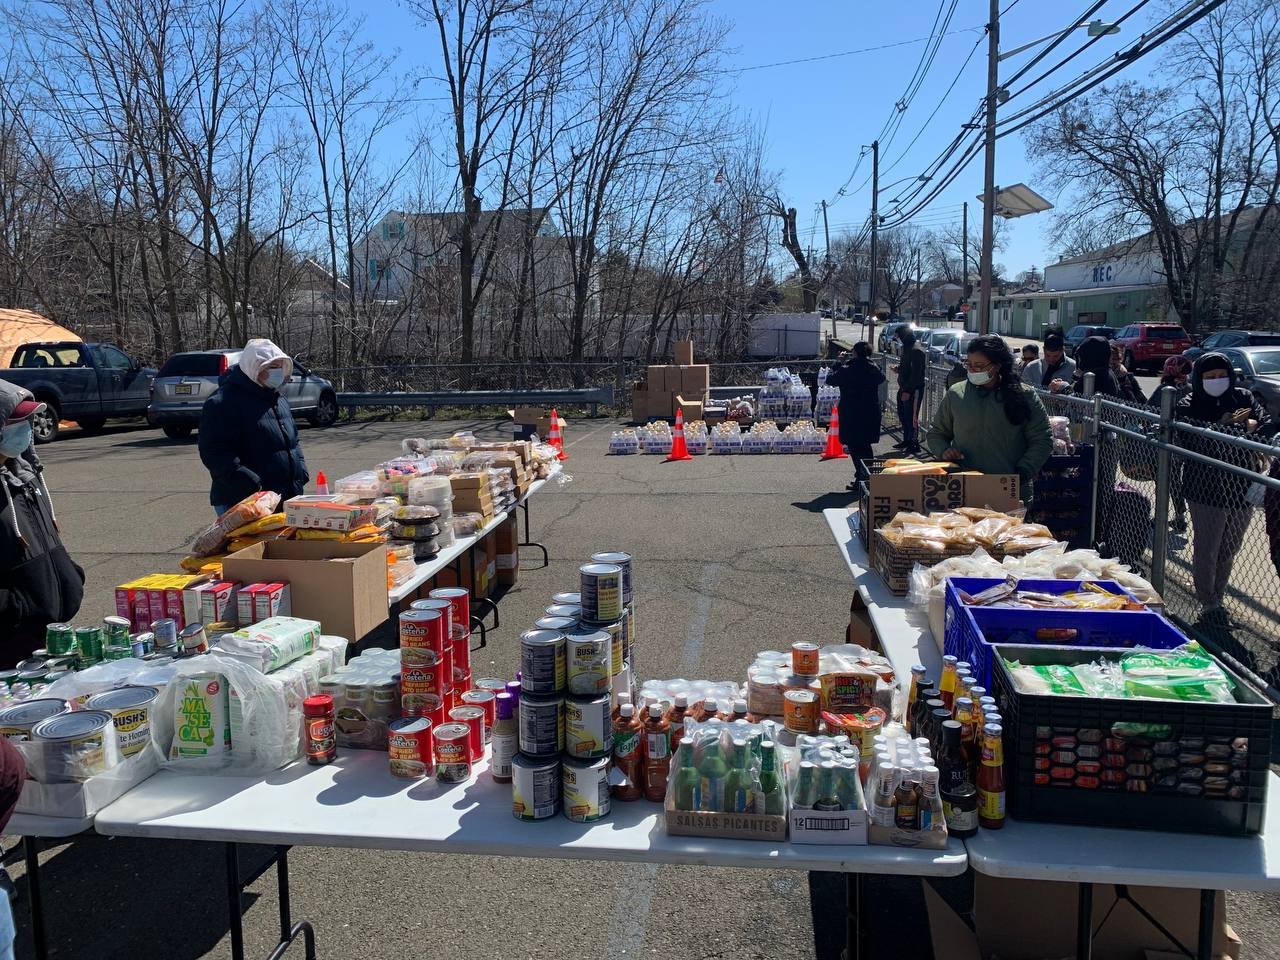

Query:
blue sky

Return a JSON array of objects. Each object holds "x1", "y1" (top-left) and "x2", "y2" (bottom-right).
[{"x1": 359, "y1": 1, "x2": 1161, "y2": 276}]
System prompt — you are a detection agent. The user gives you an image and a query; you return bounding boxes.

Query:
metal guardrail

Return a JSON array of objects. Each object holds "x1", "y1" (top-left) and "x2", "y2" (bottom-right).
[{"x1": 336, "y1": 386, "x2": 613, "y2": 416}]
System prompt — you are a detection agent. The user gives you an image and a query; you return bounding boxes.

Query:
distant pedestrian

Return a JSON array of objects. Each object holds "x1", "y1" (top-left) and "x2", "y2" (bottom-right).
[
  {"x1": 1110, "y1": 340, "x2": 1147, "y2": 404},
  {"x1": 825, "y1": 342, "x2": 886, "y2": 488},
  {"x1": 0, "y1": 379, "x2": 84, "y2": 665},
  {"x1": 893, "y1": 327, "x2": 927, "y2": 453},
  {"x1": 198, "y1": 339, "x2": 309, "y2": 515},
  {"x1": 1178, "y1": 353, "x2": 1274, "y2": 632},
  {"x1": 1021, "y1": 333, "x2": 1076, "y2": 394},
  {"x1": 1151, "y1": 355, "x2": 1193, "y2": 531},
  {"x1": 1071, "y1": 336, "x2": 1145, "y2": 404},
  {"x1": 1015, "y1": 343, "x2": 1039, "y2": 376}
]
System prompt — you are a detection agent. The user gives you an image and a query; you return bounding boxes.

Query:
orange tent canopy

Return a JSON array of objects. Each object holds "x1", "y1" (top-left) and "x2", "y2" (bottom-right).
[{"x1": 0, "y1": 309, "x2": 82, "y2": 367}]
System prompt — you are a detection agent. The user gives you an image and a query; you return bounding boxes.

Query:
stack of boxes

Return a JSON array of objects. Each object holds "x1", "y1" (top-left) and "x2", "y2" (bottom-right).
[
  {"x1": 451, "y1": 473, "x2": 496, "y2": 520},
  {"x1": 631, "y1": 339, "x2": 711, "y2": 421}
]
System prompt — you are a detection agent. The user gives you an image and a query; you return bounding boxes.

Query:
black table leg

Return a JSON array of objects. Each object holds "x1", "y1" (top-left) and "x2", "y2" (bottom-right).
[
  {"x1": 1076, "y1": 882, "x2": 1093, "y2": 960},
  {"x1": 225, "y1": 842, "x2": 317, "y2": 960},
  {"x1": 23, "y1": 837, "x2": 46, "y2": 960},
  {"x1": 518, "y1": 499, "x2": 549, "y2": 568},
  {"x1": 1197, "y1": 889, "x2": 1215, "y2": 960},
  {"x1": 474, "y1": 596, "x2": 500, "y2": 628},
  {"x1": 840, "y1": 873, "x2": 866, "y2": 960},
  {"x1": 226, "y1": 842, "x2": 246, "y2": 960}
]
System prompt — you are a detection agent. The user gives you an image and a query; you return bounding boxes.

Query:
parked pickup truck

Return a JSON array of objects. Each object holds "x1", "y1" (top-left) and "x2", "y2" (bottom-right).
[{"x1": 2, "y1": 341, "x2": 156, "y2": 442}]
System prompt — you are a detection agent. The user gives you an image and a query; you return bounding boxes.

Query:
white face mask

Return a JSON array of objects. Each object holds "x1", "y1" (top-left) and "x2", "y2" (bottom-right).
[
  {"x1": 265, "y1": 367, "x2": 287, "y2": 389},
  {"x1": 967, "y1": 370, "x2": 992, "y2": 386},
  {"x1": 1202, "y1": 378, "x2": 1231, "y2": 398}
]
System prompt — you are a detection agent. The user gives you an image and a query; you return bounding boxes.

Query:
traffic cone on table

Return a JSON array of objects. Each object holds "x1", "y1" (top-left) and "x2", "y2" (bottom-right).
[
  {"x1": 547, "y1": 408, "x2": 568, "y2": 461},
  {"x1": 820, "y1": 406, "x2": 848, "y2": 461},
  {"x1": 665, "y1": 408, "x2": 694, "y2": 462}
]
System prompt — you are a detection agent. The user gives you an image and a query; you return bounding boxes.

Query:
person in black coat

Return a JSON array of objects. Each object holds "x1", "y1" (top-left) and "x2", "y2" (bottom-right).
[
  {"x1": 825, "y1": 342, "x2": 886, "y2": 487},
  {"x1": 199, "y1": 339, "x2": 309, "y2": 514},
  {"x1": 0, "y1": 379, "x2": 84, "y2": 664}
]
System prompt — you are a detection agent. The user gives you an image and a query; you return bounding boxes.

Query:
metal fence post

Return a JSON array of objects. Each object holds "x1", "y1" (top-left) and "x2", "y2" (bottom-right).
[
  {"x1": 1083, "y1": 372, "x2": 1102, "y2": 547},
  {"x1": 1148, "y1": 386, "x2": 1176, "y2": 595}
]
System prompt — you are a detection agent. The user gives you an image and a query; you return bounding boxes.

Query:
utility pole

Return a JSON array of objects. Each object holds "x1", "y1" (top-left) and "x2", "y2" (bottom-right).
[
  {"x1": 962, "y1": 201, "x2": 969, "y2": 326},
  {"x1": 915, "y1": 247, "x2": 922, "y2": 321},
  {"x1": 869, "y1": 138, "x2": 880, "y2": 351},
  {"x1": 978, "y1": 0, "x2": 1000, "y2": 336},
  {"x1": 821, "y1": 199, "x2": 833, "y2": 338}
]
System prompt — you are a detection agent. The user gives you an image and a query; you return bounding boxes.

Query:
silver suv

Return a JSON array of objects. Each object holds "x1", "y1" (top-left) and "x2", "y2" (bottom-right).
[{"x1": 147, "y1": 349, "x2": 339, "y2": 439}]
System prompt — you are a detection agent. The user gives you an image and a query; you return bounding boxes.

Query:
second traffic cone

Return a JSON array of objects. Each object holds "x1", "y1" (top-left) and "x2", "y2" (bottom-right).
[
  {"x1": 820, "y1": 406, "x2": 848, "y2": 460},
  {"x1": 547, "y1": 408, "x2": 568, "y2": 461},
  {"x1": 665, "y1": 408, "x2": 693, "y2": 462}
]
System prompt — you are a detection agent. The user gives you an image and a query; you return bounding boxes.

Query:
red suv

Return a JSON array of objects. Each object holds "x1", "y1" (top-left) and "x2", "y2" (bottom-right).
[{"x1": 1112, "y1": 323, "x2": 1192, "y2": 372}]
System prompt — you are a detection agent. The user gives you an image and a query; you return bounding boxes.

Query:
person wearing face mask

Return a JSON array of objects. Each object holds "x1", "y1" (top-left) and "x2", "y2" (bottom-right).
[
  {"x1": 0, "y1": 380, "x2": 85, "y2": 664},
  {"x1": 198, "y1": 338, "x2": 309, "y2": 515},
  {"x1": 1020, "y1": 332, "x2": 1076, "y2": 394},
  {"x1": 1177, "y1": 353, "x2": 1275, "y2": 631},
  {"x1": 925, "y1": 335, "x2": 1052, "y2": 502}
]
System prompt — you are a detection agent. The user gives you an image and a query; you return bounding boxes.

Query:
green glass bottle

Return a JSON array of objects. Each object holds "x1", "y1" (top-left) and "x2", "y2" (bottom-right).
[
  {"x1": 791, "y1": 760, "x2": 820, "y2": 810},
  {"x1": 815, "y1": 761, "x2": 843, "y2": 811},
  {"x1": 697, "y1": 738, "x2": 729, "y2": 812},
  {"x1": 672, "y1": 737, "x2": 700, "y2": 811},
  {"x1": 723, "y1": 738, "x2": 754, "y2": 813},
  {"x1": 758, "y1": 740, "x2": 785, "y2": 815}
]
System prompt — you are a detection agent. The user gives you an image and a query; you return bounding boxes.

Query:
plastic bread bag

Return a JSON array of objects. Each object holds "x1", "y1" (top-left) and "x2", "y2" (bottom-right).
[
  {"x1": 191, "y1": 491, "x2": 281, "y2": 556},
  {"x1": 1120, "y1": 643, "x2": 1236, "y2": 703}
]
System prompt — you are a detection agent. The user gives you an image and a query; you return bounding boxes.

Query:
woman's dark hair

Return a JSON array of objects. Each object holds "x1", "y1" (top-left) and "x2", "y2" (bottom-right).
[
  {"x1": 853, "y1": 341, "x2": 871, "y2": 358},
  {"x1": 967, "y1": 334, "x2": 1032, "y2": 426}
]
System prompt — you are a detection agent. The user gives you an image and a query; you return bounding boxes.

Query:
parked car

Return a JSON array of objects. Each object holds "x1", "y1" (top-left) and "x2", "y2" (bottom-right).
[
  {"x1": 922, "y1": 327, "x2": 964, "y2": 363},
  {"x1": 877, "y1": 321, "x2": 908, "y2": 352},
  {"x1": 148, "y1": 349, "x2": 339, "y2": 439},
  {"x1": 1063, "y1": 325, "x2": 1117, "y2": 358},
  {"x1": 1217, "y1": 346, "x2": 1280, "y2": 421},
  {"x1": 941, "y1": 331, "x2": 979, "y2": 370},
  {"x1": 1183, "y1": 329, "x2": 1280, "y2": 363},
  {"x1": 882, "y1": 323, "x2": 922, "y2": 356},
  {"x1": 2, "y1": 341, "x2": 156, "y2": 442},
  {"x1": 1112, "y1": 323, "x2": 1192, "y2": 372}
]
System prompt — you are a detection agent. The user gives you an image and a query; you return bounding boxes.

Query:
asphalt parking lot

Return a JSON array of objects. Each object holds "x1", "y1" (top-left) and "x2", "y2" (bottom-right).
[{"x1": 7, "y1": 416, "x2": 1280, "y2": 958}]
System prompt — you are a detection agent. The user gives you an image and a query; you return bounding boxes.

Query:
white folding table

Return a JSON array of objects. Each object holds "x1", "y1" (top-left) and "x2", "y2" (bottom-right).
[{"x1": 94, "y1": 750, "x2": 966, "y2": 960}]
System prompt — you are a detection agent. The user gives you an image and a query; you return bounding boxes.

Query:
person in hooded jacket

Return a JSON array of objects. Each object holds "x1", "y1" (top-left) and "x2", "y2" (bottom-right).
[
  {"x1": 198, "y1": 339, "x2": 309, "y2": 514},
  {"x1": 824, "y1": 342, "x2": 886, "y2": 487},
  {"x1": 1178, "y1": 353, "x2": 1275, "y2": 630},
  {"x1": 1071, "y1": 335, "x2": 1146, "y2": 403},
  {"x1": 0, "y1": 380, "x2": 84, "y2": 665}
]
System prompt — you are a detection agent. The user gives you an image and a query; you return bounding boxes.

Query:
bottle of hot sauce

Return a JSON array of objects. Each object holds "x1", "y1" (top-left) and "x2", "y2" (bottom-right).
[
  {"x1": 667, "y1": 693, "x2": 690, "y2": 747},
  {"x1": 939, "y1": 655, "x2": 959, "y2": 710},
  {"x1": 642, "y1": 704, "x2": 672, "y2": 802},
  {"x1": 612, "y1": 704, "x2": 644, "y2": 801},
  {"x1": 976, "y1": 723, "x2": 1006, "y2": 829}
]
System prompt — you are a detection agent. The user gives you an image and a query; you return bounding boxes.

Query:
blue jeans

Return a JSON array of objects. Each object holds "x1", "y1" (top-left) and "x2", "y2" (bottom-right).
[
  {"x1": 214, "y1": 505, "x2": 231, "y2": 517},
  {"x1": 0, "y1": 892, "x2": 15, "y2": 960}
]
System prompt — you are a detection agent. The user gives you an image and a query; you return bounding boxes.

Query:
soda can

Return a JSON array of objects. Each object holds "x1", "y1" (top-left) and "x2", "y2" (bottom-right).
[
  {"x1": 512, "y1": 752, "x2": 560, "y2": 821},
  {"x1": 449, "y1": 705, "x2": 485, "y2": 762},
  {"x1": 562, "y1": 755, "x2": 611, "y2": 822},
  {"x1": 565, "y1": 629, "x2": 612, "y2": 695},
  {"x1": 460, "y1": 689, "x2": 496, "y2": 741},
  {"x1": 427, "y1": 587, "x2": 470, "y2": 635},
  {"x1": 45, "y1": 623, "x2": 75, "y2": 657},
  {"x1": 590, "y1": 552, "x2": 632, "y2": 607},
  {"x1": 565, "y1": 692, "x2": 611, "y2": 759},
  {"x1": 388, "y1": 717, "x2": 433, "y2": 779},
  {"x1": 75, "y1": 626, "x2": 104, "y2": 664},
  {"x1": 518, "y1": 693, "x2": 564, "y2": 757},
  {"x1": 519, "y1": 629, "x2": 566, "y2": 696},
  {"x1": 150, "y1": 619, "x2": 178, "y2": 651},
  {"x1": 578, "y1": 563, "x2": 622, "y2": 624},
  {"x1": 433, "y1": 722, "x2": 471, "y2": 782}
]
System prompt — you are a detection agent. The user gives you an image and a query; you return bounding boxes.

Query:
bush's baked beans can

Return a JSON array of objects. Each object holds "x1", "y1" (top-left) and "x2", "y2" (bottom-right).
[
  {"x1": 0, "y1": 698, "x2": 69, "y2": 741},
  {"x1": 512, "y1": 752, "x2": 560, "y2": 820},
  {"x1": 550, "y1": 592, "x2": 581, "y2": 607},
  {"x1": 460, "y1": 689, "x2": 496, "y2": 741},
  {"x1": 565, "y1": 692, "x2": 611, "y2": 759},
  {"x1": 565, "y1": 629, "x2": 612, "y2": 696},
  {"x1": 518, "y1": 693, "x2": 564, "y2": 757},
  {"x1": 85, "y1": 685, "x2": 157, "y2": 758},
  {"x1": 450, "y1": 623, "x2": 471, "y2": 676},
  {"x1": 449, "y1": 705, "x2": 485, "y2": 762},
  {"x1": 562, "y1": 755, "x2": 610, "y2": 822},
  {"x1": 579, "y1": 563, "x2": 622, "y2": 624},
  {"x1": 544, "y1": 604, "x2": 581, "y2": 621},
  {"x1": 519, "y1": 629, "x2": 565, "y2": 696},
  {"x1": 784, "y1": 689, "x2": 820, "y2": 734},
  {"x1": 791, "y1": 642, "x2": 820, "y2": 677},
  {"x1": 428, "y1": 587, "x2": 470, "y2": 633},
  {"x1": 399, "y1": 609, "x2": 446, "y2": 667},
  {"x1": 590, "y1": 619, "x2": 624, "y2": 677},
  {"x1": 433, "y1": 722, "x2": 471, "y2": 782},
  {"x1": 388, "y1": 717, "x2": 433, "y2": 779},
  {"x1": 535, "y1": 615, "x2": 578, "y2": 633},
  {"x1": 590, "y1": 552, "x2": 632, "y2": 607}
]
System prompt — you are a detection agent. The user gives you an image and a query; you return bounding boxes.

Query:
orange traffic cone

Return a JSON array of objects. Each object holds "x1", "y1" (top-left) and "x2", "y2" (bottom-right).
[
  {"x1": 547, "y1": 408, "x2": 568, "y2": 461},
  {"x1": 666, "y1": 408, "x2": 694, "y2": 462},
  {"x1": 820, "y1": 406, "x2": 848, "y2": 460}
]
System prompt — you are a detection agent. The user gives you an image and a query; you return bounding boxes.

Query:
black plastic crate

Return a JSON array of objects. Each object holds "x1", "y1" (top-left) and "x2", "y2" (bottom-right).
[
  {"x1": 1038, "y1": 444, "x2": 1094, "y2": 482},
  {"x1": 990, "y1": 643, "x2": 1271, "y2": 836}
]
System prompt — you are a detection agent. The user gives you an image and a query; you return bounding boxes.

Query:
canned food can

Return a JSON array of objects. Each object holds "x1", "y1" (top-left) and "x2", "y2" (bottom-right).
[
  {"x1": 75, "y1": 626, "x2": 105, "y2": 663},
  {"x1": 399, "y1": 609, "x2": 447, "y2": 664},
  {"x1": 519, "y1": 629, "x2": 566, "y2": 696},
  {"x1": 591, "y1": 619, "x2": 624, "y2": 678},
  {"x1": 473, "y1": 678, "x2": 508, "y2": 698},
  {"x1": 102, "y1": 616, "x2": 131, "y2": 644},
  {"x1": 150, "y1": 619, "x2": 178, "y2": 650},
  {"x1": 544, "y1": 604, "x2": 581, "y2": 621},
  {"x1": 0, "y1": 670, "x2": 17, "y2": 688},
  {"x1": 32, "y1": 710, "x2": 119, "y2": 782},
  {"x1": 590, "y1": 552, "x2": 633, "y2": 606},
  {"x1": 388, "y1": 717, "x2": 433, "y2": 779},
  {"x1": 562, "y1": 755, "x2": 611, "y2": 822},
  {"x1": 400, "y1": 652, "x2": 445, "y2": 716},
  {"x1": 0, "y1": 698, "x2": 69, "y2": 740},
  {"x1": 579, "y1": 563, "x2": 622, "y2": 624},
  {"x1": 17, "y1": 668, "x2": 46, "y2": 685},
  {"x1": 534, "y1": 616, "x2": 577, "y2": 634},
  {"x1": 44, "y1": 670, "x2": 71, "y2": 684},
  {"x1": 565, "y1": 630, "x2": 612, "y2": 695},
  {"x1": 784, "y1": 689, "x2": 820, "y2": 734},
  {"x1": 550, "y1": 592, "x2": 581, "y2": 607},
  {"x1": 460, "y1": 689, "x2": 496, "y2": 741},
  {"x1": 449, "y1": 705, "x2": 485, "y2": 762},
  {"x1": 518, "y1": 693, "x2": 564, "y2": 757},
  {"x1": 409, "y1": 597, "x2": 454, "y2": 635},
  {"x1": 131, "y1": 633, "x2": 154, "y2": 658},
  {"x1": 791, "y1": 642, "x2": 820, "y2": 677},
  {"x1": 427, "y1": 587, "x2": 470, "y2": 635},
  {"x1": 450, "y1": 623, "x2": 471, "y2": 677},
  {"x1": 564, "y1": 693, "x2": 611, "y2": 759},
  {"x1": 433, "y1": 722, "x2": 472, "y2": 782},
  {"x1": 45, "y1": 623, "x2": 75, "y2": 657},
  {"x1": 85, "y1": 685, "x2": 158, "y2": 757},
  {"x1": 512, "y1": 752, "x2": 560, "y2": 821},
  {"x1": 178, "y1": 623, "x2": 209, "y2": 655}
]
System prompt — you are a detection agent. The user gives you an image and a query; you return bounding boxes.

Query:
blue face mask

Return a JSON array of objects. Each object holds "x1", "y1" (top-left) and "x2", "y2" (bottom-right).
[
  {"x1": 0, "y1": 420, "x2": 33, "y2": 457},
  {"x1": 265, "y1": 367, "x2": 287, "y2": 389}
]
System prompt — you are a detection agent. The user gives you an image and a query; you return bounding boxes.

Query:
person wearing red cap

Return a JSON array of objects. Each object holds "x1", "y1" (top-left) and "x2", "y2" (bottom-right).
[{"x1": 0, "y1": 379, "x2": 84, "y2": 664}]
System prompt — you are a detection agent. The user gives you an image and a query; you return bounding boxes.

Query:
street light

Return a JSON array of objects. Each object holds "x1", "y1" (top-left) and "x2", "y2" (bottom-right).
[{"x1": 977, "y1": 11, "x2": 1121, "y2": 334}]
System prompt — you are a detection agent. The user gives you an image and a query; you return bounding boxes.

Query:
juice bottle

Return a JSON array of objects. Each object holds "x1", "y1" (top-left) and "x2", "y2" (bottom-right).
[
  {"x1": 939, "y1": 655, "x2": 958, "y2": 710},
  {"x1": 700, "y1": 697, "x2": 719, "y2": 723},
  {"x1": 611, "y1": 704, "x2": 644, "y2": 800},
  {"x1": 722, "y1": 738, "x2": 754, "y2": 812},
  {"x1": 758, "y1": 740, "x2": 785, "y2": 815},
  {"x1": 730, "y1": 699, "x2": 749, "y2": 722},
  {"x1": 671, "y1": 737, "x2": 699, "y2": 810},
  {"x1": 697, "y1": 737, "x2": 729, "y2": 811},
  {"x1": 612, "y1": 691, "x2": 631, "y2": 724},
  {"x1": 977, "y1": 723, "x2": 1006, "y2": 829},
  {"x1": 642, "y1": 703, "x2": 671, "y2": 802},
  {"x1": 667, "y1": 693, "x2": 689, "y2": 746}
]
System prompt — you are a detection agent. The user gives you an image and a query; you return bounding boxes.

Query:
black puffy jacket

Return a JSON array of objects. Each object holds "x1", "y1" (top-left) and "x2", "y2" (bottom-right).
[{"x1": 198, "y1": 367, "x2": 309, "y2": 507}]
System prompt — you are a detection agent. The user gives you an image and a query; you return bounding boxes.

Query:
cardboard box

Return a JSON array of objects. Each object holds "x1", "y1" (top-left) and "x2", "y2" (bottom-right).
[
  {"x1": 646, "y1": 365, "x2": 669, "y2": 391},
  {"x1": 497, "y1": 551, "x2": 518, "y2": 586},
  {"x1": 860, "y1": 473, "x2": 1021, "y2": 563},
  {"x1": 675, "y1": 395, "x2": 704, "y2": 421},
  {"x1": 664, "y1": 801, "x2": 788, "y2": 841},
  {"x1": 450, "y1": 472, "x2": 489, "y2": 490},
  {"x1": 679, "y1": 364, "x2": 710, "y2": 397},
  {"x1": 200, "y1": 581, "x2": 240, "y2": 625},
  {"x1": 846, "y1": 592, "x2": 877, "y2": 650},
  {"x1": 507, "y1": 407, "x2": 562, "y2": 440},
  {"x1": 632, "y1": 384, "x2": 674, "y2": 421},
  {"x1": 675, "y1": 339, "x2": 694, "y2": 365},
  {"x1": 867, "y1": 789, "x2": 948, "y2": 849},
  {"x1": 495, "y1": 514, "x2": 518, "y2": 553},
  {"x1": 789, "y1": 773, "x2": 867, "y2": 844},
  {"x1": 16, "y1": 750, "x2": 159, "y2": 820},
  {"x1": 222, "y1": 541, "x2": 388, "y2": 642},
  {"x1": 663, "y1": 366, "x2": 685, "y2": 393}
]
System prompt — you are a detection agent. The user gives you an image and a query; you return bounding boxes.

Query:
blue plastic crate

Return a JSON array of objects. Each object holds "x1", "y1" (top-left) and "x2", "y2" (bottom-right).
[{"x1": 942, "y1": 577, "x2": 1178, "y2": 689}]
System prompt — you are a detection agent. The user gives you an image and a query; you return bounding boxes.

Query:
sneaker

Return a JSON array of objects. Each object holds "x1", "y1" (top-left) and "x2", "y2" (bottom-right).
[{"x1": 891, "y1": 441, "x2": 910, "y2": 451}]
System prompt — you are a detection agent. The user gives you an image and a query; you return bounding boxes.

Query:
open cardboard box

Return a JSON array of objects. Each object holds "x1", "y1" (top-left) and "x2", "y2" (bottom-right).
[
  {"x1": 223, "y1": 541, "x2": 388, "y2": 643},
  {"x1": 507, "y1": 406, "x2": 566, "y2": 440},
  {"x1": 860, "y1": 472, "x2": 1021, "y2": 563}
]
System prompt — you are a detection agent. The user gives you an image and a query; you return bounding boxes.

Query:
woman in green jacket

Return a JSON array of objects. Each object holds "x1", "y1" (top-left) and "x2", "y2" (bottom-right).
[{"x1": 925, "y1": 335, "x2": 1053, "y2": 502}]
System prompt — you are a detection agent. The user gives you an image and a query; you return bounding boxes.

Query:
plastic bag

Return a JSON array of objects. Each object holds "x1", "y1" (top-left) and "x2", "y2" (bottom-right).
[
  {"x1": 1120, "y1": 643, "x2": 1235, "y2": 703},
  {"x1": 216, "y1": 616, "x2": 321, "y2": 673},
  {"x1": 668, "y1": 718, "x2": 783, "y2": 814},
  {"x1": 191, "y1": 491, "x2": 281, "y2": 557}
]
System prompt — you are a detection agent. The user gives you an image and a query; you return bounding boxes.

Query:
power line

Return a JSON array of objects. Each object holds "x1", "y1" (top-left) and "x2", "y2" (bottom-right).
[{"x1": 721, "y1": 25, "x2": 982, "y2": 74}]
